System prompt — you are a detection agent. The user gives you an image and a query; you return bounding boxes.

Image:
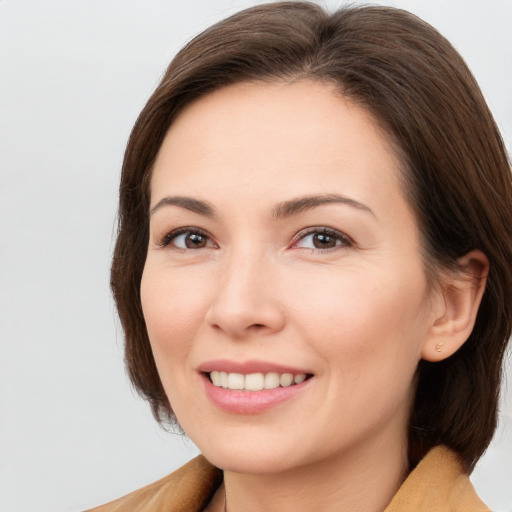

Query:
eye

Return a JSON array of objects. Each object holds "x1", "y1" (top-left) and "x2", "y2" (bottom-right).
[
  {"x1": 159, "y1": 228, "x2": 215, "y2": 250},
  {"x1": 293, "y1": 227, "x2": 352, "y2": 251}
]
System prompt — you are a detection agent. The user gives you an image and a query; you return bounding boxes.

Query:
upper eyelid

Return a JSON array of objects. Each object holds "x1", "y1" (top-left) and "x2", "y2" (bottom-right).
[
  {"x1": 292, "y1": 226, "x2": 353, "y2": 244},
  {"x1": 157, "y1": 227, "x2": 214, "y2": 248}
]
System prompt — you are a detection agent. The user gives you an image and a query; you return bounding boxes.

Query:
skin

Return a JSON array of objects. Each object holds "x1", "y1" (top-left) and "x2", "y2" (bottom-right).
[{"x1": 140, "y1": 80, "x2": 485, "y2": 512}]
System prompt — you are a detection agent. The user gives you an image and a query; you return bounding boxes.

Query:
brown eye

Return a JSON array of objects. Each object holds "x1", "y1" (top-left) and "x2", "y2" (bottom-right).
[
  {"x1": 312, "y1": 233, "x2": 337, "y2": 249},
  {"x1": 185, "y1": 233, "x2": 207, "y2": 248},
  {"x1": 161, "y1": 229, "x2": 214, "y2": 249},
  {"x1": 294, "y1": 227, "x2": 351, "y2": 251}
]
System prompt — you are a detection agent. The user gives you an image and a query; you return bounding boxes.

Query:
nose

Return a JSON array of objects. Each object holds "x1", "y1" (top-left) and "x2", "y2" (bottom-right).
[{"x1": 205, "y1": 251, "x2": 286, "y2": 339}]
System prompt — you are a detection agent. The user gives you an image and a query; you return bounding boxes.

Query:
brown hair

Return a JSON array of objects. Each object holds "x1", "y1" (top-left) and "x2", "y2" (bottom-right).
[{"x1": 111, "y1": 2, "x2": 512, "y2": 470}]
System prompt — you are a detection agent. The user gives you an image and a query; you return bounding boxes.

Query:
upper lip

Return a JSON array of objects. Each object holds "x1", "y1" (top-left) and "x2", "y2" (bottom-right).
[{"x1": 197, "y1": 359, "x2": 313, "y2": 375}]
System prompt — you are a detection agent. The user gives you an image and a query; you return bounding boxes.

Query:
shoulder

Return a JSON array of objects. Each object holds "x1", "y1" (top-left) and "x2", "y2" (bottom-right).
[{"x1": 85, "y1": 455, "x2": 222, "y2": 512}]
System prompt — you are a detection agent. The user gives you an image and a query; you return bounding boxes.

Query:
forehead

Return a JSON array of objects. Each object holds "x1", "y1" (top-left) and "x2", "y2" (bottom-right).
[{"x1": 150, "y1": 79, "x2": 407, "y2": 215}]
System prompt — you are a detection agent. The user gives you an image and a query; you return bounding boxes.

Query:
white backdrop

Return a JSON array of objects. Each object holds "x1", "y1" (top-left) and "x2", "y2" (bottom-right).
[{"x1": 0, "y1": 1, "x2": 511, "y2": 511}]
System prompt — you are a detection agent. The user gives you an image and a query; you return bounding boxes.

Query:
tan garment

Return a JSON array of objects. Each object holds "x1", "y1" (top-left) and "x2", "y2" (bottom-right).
[{"x1": 86, "y1": 446, "x2": 490, "y2": 511}]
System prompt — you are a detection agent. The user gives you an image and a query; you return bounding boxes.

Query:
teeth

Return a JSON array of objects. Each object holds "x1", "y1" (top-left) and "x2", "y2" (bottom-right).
[
  {"x1": 227, "y1": 373, "x2": 245, "y2": 390},
  {"x1": 264, "y1": 372, "x2": 280, "y2": 389},
  {"x1": 245, "y1": 373, "x2": 264, "y2": 391},
  {"x1": 209, "y1": 371, "x2": 308, "y2": 390},
  {"x1": 210, "y1": 371, "x2": 221, "y2": 386},
  {"x1": 280, "y1": 373, "x2": 294, "y2": 387}
]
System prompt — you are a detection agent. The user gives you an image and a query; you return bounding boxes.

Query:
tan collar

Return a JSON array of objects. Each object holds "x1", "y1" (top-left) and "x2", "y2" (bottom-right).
[{"x1": 384, "y1": 446, "x2": 489, "y2": 512}]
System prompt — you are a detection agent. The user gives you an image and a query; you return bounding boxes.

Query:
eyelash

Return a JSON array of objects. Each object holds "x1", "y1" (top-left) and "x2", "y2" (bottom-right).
[
  {"x1": 158, "y1": 227, "x2": 214, "y2": 249},
  {"x1": 157, "y1": 226, "x2": 353, "y2": 252},
  {"x1": 290, "y1": 227, "x2": 353, "y2": 252}
]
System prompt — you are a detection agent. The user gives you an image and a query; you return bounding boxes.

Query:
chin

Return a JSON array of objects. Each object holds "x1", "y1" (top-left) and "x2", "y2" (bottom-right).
[
  {"x1": 189, "y1": 427, "x2": 308, "y2": 474},
  {"x1": 202, "y1": 445, "x2": 298, "y2": 475}
]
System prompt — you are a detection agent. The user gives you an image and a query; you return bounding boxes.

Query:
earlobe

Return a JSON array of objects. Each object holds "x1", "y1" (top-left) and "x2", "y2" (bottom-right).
[{"x1": 421, "y1": 250, "x2": 489, "y2": 362}]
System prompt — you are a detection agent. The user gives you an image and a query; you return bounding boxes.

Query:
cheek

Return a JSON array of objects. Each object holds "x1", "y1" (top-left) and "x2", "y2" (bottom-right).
[
  {"x1": 140, "y1": 266, "x2": 210, "y2": 365},
  {"x1": 286, "y1": 263, "x2": 430, "y2": 372}
]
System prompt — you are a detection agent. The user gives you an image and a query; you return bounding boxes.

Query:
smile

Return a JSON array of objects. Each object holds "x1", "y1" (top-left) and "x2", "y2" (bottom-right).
[{"x1": 209, "y1": 371, "x2": 308, "y2": 391}]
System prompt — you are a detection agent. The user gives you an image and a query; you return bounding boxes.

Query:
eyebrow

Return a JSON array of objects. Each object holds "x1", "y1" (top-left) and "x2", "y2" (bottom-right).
[
  {"x1": 272, "y1": 194, "x2": 376, "y2": 219},
  {"x1": 150, "y1": 196, "x2": 216, "y2": 217},
  {"x1": 149, "y1": 193, "x2": 375, "y2": 219}
]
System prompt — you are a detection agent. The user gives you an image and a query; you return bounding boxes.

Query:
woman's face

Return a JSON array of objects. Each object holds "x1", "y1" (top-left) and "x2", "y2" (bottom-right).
[{"x1": 141, "y1": 80, "x2": 440, "y2": 474}]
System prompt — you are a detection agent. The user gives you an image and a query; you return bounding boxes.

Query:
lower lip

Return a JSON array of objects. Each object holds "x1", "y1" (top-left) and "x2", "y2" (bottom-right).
[{"x1": 201, "y1": 374, "x2": 312, "y2": 414}]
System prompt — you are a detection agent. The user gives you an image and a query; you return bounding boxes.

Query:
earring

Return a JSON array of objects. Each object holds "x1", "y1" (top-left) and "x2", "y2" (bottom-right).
[{"x1": 435, "y1": 342, "x2": 443, "y2": 353}]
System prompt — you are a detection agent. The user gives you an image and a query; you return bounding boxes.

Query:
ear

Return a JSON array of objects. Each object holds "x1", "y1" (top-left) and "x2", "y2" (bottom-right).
[{"x1": 421, "y1": 250, "x2": 489, "y2": 362}]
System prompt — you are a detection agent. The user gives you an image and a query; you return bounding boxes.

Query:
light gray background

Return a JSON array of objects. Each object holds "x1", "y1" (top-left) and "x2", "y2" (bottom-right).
[{"x1": 1, "y1": 1, "x2": 511, "y2": 511}]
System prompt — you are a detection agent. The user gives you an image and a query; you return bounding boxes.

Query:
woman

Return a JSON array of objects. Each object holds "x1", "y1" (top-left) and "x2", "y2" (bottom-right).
[{"x1": 89, "y1": 2, "x2": 512, "y2": 511}]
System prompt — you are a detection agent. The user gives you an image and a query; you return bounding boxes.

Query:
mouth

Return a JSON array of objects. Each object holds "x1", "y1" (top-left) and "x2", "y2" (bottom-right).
[
  {"x1": 207, "y1": 371, "x2": 312, "y2": 391},
  {"x1": 198, "y1": 360, "x2": 314, "y2": 412}
]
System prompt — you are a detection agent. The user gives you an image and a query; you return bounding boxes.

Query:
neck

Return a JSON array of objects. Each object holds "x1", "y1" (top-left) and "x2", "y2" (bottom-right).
[{"x1": 223, "y1": 436, "x2": 409, "y2": 512}]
